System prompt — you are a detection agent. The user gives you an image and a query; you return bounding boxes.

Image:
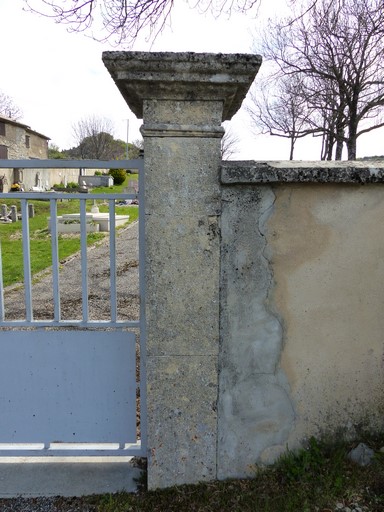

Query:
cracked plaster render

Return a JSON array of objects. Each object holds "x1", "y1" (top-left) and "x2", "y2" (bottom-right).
[{"x1": 219, "y1": 161, "x2": 384, "y2": 473}]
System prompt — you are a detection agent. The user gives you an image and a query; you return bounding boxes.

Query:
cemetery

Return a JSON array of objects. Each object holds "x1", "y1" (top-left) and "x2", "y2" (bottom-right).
[{"x1": 1, "y1": 51, "x2": 384, "y2": 509}]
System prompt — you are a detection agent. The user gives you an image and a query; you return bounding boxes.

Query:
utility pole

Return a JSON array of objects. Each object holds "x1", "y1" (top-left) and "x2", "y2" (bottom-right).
[{"x1": 125, "y1": 119, "x2": 129, "y2": 159}]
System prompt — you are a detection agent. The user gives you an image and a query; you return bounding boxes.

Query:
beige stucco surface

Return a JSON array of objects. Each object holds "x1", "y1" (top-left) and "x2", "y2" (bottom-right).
[{"x1": 269, "y1": 184, "x2": 384, "y2": 444}]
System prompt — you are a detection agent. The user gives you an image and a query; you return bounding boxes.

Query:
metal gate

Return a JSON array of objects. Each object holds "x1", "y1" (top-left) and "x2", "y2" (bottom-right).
[{"x1": 0, "y1": 159, "x2": 146, "y2": 458}]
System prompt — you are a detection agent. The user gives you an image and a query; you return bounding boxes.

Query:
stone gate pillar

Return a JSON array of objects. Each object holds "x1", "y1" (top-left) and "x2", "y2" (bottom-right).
[{"x1": 103, "y1": 51, "x2": 261, "y2": 489}]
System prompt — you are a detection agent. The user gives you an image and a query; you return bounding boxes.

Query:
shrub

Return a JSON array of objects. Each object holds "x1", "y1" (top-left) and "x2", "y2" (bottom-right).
[
  {"x1": 94, "y1": 171, "x2": 102, "y2": 176},
  {"x1": 67, "y1": 182, "x2": 78, "y2": 189},
  {"x1": 108, "y1": 168, "x2": 126, "y2": 185}
]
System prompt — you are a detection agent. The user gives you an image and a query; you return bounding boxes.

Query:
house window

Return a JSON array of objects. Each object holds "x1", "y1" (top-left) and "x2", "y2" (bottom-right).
[
  {"x1": 0, "y1": 145, "x2": 8, "y2": 159},
  {"x1": 25, "y1": 135, "x2": 30, "y2": 148},
  {"x1": 0, "y1": 123, "x2": 5, "y2": 136},
  {"x1": 13, "y1": 169, "x2": 23, "y2": 182}
]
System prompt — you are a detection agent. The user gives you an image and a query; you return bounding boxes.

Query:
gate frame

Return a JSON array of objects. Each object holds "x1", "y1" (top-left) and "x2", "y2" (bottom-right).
[{"x1": 0, "y1": 159, "x2": 146, "y2": 458}]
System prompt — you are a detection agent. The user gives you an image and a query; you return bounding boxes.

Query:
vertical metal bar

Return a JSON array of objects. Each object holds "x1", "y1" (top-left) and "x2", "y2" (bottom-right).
[
  {"x1": 80, "y1": 198, "x2": 89, "y2": 322},
  {"x1": 21, "y1": 199, "x2": 33, "y2": 322},
  {"x1": 138, "y1": 159, "x2": 147, "y2": 450},
  {"x1": 49, "y1": 199, "x2": 61, "y2": 322},
  {"x1": 109, "y1": 199, "x2": 117, "y2": 322},
  {"x1": 0, "y1": 239, "x2": 4, "y2": 322}
]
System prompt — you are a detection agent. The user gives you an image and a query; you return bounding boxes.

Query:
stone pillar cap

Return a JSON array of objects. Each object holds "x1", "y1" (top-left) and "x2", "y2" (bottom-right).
[{"x1": 102, "y1": 51, "x2": 262, "y2": 121}]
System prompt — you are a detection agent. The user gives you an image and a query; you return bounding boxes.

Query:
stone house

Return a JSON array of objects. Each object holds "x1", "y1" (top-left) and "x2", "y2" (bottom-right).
[
  {"x1": 0, "y1": 115, "x2": 93, "y2": 192},
  {"x1": 0, "y1": 115, "x2": 50, "y2": 191},
  {"x1": 0, "y1": 114, "x2": 49, "y2": 161}
]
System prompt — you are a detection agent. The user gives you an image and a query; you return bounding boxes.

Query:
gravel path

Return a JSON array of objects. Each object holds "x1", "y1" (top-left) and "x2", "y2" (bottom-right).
[
  {"x1": 3, "y1": 221, "x2": 139, "y2": 322},
  {"x1": 0, "y1": 496, "x2": 98, "y2": 512}
]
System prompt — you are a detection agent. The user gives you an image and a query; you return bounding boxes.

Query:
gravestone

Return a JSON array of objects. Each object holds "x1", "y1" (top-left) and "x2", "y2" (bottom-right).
[{"x1": 10, "y1": 205, "x2": 17, "y2": 223}]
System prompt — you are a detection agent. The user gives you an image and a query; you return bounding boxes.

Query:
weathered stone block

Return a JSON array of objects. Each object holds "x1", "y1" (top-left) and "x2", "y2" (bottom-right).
[
  {"x1": 143, "y1": 99, "x2": 224, "y2": 126},
  {"x1": 102, "y1": 52, "x2": 262, "y2": 120},
  {"x1": 145, "y1": 213, "x2": 220, "y2": 356},
  {"x1": 147, "y1": 355, "x2": 218, "y2": 489},
  {"x1": 144, "y1": 137, "x2": 221, "y2": 216}
]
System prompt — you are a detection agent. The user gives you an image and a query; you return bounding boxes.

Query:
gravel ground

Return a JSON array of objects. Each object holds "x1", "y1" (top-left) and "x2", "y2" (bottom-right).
[
  {"x1": 0, "y1": 221, "x2": 140, "y2": 511},
  {"x1": 3, "y1": 221, "x2": 139, "y2": 322},
  {"x1": 0, "y1": 496, "x2": 98, "y2": 512}
]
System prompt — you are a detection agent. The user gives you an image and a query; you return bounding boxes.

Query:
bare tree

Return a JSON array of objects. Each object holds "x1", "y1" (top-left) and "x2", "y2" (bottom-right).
[
  {"x1": 25, "y1": 0, "x2": 259, "y2": 45},
  {"x1": 300, "y1": 75, "x2": 347, "y2": 160},
  {"x1": 260, "y1": 0, "x2": 384, "y2": 160},
  {"x1": 221, "y1": 123, "x2": 240, "y2": 160},
  {"x1": 247, "y1": 74, "x2": 315, "y2": 160},
  {"x1": 71, "y1": 115, "x2": 118, "y2": 159},
  {"x1": 0, "y1": 91, "x2": 23, "y2": 121},
  {"x1": 129, "y1": 138, "x2": 143, "y2": 159}
]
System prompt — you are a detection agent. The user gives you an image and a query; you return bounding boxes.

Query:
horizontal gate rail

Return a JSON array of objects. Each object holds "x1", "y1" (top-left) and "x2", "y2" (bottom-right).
[{"x1": 0, "y1": 159, "x2": 143, "y2": 169}]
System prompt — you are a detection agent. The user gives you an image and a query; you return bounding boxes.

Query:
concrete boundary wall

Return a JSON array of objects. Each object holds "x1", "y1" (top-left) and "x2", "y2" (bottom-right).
[
  {"x1": 219, "y1": 160, "x2": 384, "y2": 479},
  {"x1": 104, "y1": 51, "x2": 384, "y2": 489}
]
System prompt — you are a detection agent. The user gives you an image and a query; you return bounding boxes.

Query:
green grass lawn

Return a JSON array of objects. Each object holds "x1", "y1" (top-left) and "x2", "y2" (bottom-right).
[
  {"x1": 93, "y1": 173, "x2": 139, "y2": 195},
  {"x1": 0, "y1": 176, "x2": 138, "y2": 287}
]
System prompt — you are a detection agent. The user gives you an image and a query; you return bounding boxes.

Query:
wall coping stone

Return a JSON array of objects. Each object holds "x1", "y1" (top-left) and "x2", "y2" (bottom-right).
[
  {"x1": 221, "y1": 160, "x2": 384, "y2": 184},
  {"x1": 102, "y1": 51, "x2": 262, "y2": 121}
]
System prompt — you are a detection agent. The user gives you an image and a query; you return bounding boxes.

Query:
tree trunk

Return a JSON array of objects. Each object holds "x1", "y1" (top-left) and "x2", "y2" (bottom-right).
[
  {"x1": 326, "y1": 139, "x2": 334, "y2": 160},
  {"x1": 347, "y1": 139, "x2": 356, "y2": 160},
  {"x1": 335, "y1": 112, "x2": 345, "y2": 160},
  {"x1": 347, "y1": 109, "x2": 358, "y2": 160},
  {"x1": 347, "y1": 122, "x2": 357, "y2": 159},
  {"x1": 321, "y1": 132, "x2": 334, "y2": 160},
  {"x1": 335, "y1": 140, "x2": 343, "y2": 160},
  {"x1": 324, "y1": 133, "x2": 335, "y2": 160},
  {"x1": 320, "y1": 133, "x2": 327, "y2": 160},
  {"x1": 289, "y1": 137, "x2": 295, "y2": 160}
]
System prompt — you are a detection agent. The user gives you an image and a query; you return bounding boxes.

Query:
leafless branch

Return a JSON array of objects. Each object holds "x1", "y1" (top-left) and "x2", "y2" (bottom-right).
[
  {"x1": 24, "y1": 0, "x2": 260, "y2": 46},
  {"x1": 256, "y1": 0, "x2": 384, "y2": 159},
  {"x1": 221, "y1": 122, "x2": 240, "y2": 160},
  {"x1": 0, "y1": 91, "x2": 23, "y2": 121},
  {"x1": 71, "y1": 115, "x2": 117, "y2": 159}
]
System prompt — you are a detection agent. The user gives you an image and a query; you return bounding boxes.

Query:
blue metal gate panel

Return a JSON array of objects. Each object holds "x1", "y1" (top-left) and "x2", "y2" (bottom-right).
[{"x1": 0, "y1": 330, "x2": 136, "y2": 444}]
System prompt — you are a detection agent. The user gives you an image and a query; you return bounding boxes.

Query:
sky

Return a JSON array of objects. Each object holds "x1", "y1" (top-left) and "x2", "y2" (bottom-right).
[{"x1": 0, "y1": 0, "x2": 382, "y2": 160}]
